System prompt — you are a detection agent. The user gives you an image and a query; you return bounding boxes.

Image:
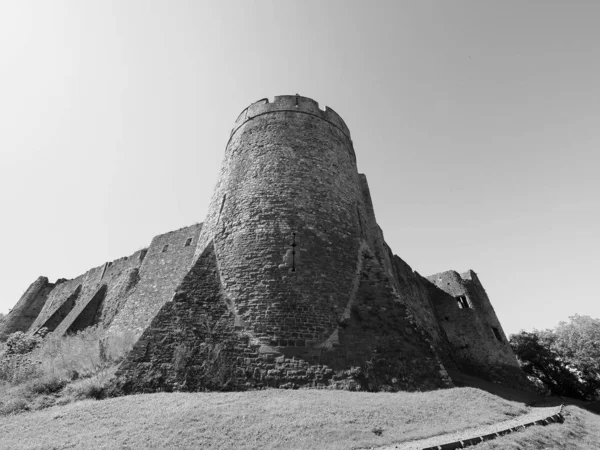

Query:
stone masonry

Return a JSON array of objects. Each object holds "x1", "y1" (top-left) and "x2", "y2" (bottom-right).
[{"x1": 1, "y1": 95, "x2": 527, "y2": 392}]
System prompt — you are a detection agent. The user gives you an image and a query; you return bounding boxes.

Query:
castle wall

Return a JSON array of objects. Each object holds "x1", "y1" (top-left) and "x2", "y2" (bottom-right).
[
  {"x1": 425, "y1": 270, "x2": 527, "y2": 386},
  {"x1": 117, "y1": 243, "x2": 450, "y2": 392},
  {"x1": 30, "y1": 269, "x2": 102, "y2": 333},
  {"x1": 389, "y1": 255, "x2": 458, "y2": 371},
  {"x1": 7, "y1": 225, "x2": 201, "y2": 340},
  {"x1": 52, "y1": 251, "x2": 145, "y2": 336},
  {"x1": 108, "y1": 224, "x2": 202, "y2": 336},
  {"x1": 0, "y1": 276, "x2": 56, "y2": 340}
]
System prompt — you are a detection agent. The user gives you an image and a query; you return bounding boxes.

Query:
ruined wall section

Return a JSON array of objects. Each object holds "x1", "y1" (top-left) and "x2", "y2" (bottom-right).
[
  {"x1": 426, "y1": 270, "x2": 528, "y2": 387},
  {"x1": 52, "y1": 251, "x2": 145, "y2": 336},
  {"x1": 0, "y1": 277, "x2": 57, "y2": 340},
  {"x1": 357, "y1": 174, "x2": 394, "y2": 277},
  {"x1": 389, "y1": 255, "x2": 458, "y2": 371},
  {"x1": 108, "y1": 224, "x2": 202, "y2": 336},
  {"x1": 357, "y1": 174, "x2": 457, "y2": 371},
  {"x1": 29, "y1": 268, "x2": 103, "y2": 333}
]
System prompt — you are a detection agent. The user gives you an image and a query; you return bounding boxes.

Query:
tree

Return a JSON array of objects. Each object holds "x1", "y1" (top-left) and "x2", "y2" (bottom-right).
[
  {"x1": 510, "y1": 316, "x2": 600, "y2": 401},
  {"x1": 552, "y1": 315, "x2": 600, "y2": 389},
  {"x1": 509, "y1": 330, "x2": 592, "y2": 399}
]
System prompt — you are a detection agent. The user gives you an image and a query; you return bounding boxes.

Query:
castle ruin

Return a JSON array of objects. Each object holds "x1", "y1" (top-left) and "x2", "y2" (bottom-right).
[{"x1": 1, "y1": 95, "x2": 528, "y2": 392}]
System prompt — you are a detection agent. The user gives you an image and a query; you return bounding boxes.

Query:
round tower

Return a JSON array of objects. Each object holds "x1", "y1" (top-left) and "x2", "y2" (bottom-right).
[
  {"x1": 117, "y1": 95, "x2": 449, "y2": 391},
  {"x1": 194, "y1": 95, "x2": 365, "y2": 346}
]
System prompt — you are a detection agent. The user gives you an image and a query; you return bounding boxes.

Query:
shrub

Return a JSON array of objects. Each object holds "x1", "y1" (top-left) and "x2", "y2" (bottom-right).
[
  {"x1": 0, "y1": 396, "x2": 29, "y2": 416},
  {"x1": 62, "y1": 368, "x2": 117, "y2": 400},
  {"x1": 5, "y1": 331, "x2": 44, "y2": 356},
  {"x1": 26, "y1": 375, "x2": 68, "y2": 395},
  {"x1": 0, "y1": 353, "x2": 41, "y2": 384}
]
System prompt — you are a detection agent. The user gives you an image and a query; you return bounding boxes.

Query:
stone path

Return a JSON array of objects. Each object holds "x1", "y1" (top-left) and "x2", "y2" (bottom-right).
[{"x1": 373, "y1": 405, "x2": 564, "y2": 450}]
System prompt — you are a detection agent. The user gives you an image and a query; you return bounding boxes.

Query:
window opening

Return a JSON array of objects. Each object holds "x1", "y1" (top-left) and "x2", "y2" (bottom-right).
[
  {"x1": 456, "y1": 295, "x2": 471, "y2": 309},
  {"x1": 184, "y1": 238, "x2": 192, "y2": 247},
  {"x1": 492, "y1": 327, "x2": 503, "y2": 342},
  {"x1": 162, "y1": 245, "x2": 169, "y2": 253},
  {"x1": 217, "y1": 194, "x2": 226, "y2": 224},
  {"x1": 356, "y1": 203, "x2": 363, "y2": 235},
  {"x1": 290, "y1": 232, "x2": 297, "y2": 272}
]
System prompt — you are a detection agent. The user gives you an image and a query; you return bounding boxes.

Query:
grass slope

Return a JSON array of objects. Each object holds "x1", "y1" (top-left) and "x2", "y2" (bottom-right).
[
  {"x1": 0, "y1": 387, "x2": 531, "y2": 450},
  {"x1": 477, "y1": 405, "x2": 600, "y2": 450}
]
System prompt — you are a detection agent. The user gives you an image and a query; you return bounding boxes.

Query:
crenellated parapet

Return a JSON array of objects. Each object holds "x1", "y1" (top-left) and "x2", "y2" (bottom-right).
[{"x1": 230, "y1": 94, "x2": 351, "y2": 140}]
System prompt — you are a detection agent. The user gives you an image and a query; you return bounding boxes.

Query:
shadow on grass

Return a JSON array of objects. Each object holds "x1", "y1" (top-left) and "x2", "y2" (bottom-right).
[{"x1": 447, "y1": 369, "x2": 600, "y2": 416}]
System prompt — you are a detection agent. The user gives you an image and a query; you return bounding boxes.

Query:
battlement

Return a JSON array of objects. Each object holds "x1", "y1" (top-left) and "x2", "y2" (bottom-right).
[{"x1": 230, "y1": 95, "x2": 351, "y2": 140}]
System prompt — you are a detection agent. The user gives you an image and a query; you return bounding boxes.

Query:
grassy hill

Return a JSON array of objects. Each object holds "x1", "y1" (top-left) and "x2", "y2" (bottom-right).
[
  {"x1": 1, "y1": 387, "x2": 595, "y2": 450},
  {"x1": 1, "y1": 330, "x2": 599, "y2": 449}
]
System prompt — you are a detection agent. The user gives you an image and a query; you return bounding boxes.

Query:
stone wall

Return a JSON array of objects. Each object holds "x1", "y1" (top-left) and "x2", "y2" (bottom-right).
[
  {"x1": 0, "y1": 276, "x2": 56, "y2": 340},
  {"x1": 108, "y1": 224, "x2": 202, "y2": 336},
  {"x1": 5, "y1": 224, "x2": 202, "y2": 344},
  {"x1": 116, "y1": 242, "x2": 450, "y2": 392},
  {"x1": 426, "y1": 270, "x2": 528, "y2": 387},
  {"x1": 389, "y1": 254, "x2": 459, "y2": 371}
]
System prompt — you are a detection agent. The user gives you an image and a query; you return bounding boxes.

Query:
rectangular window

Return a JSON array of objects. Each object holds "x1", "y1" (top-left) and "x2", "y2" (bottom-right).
[
  {"x1": 184, "y1": 238, "x2": 192, "y2": 247},
  {"x1": 456, "y1": 295, "x2": 471, "y2": 309},
  {"x1": 162, "y1": 245, "x2": 169, "y2": 253},
  {"x1": 492, "y1": 327, "x2": 503, "y2": 342}
]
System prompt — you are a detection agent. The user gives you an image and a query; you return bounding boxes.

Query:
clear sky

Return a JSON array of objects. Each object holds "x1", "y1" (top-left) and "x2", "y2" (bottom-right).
[{"x1": 0, "y1": 1, "x2": 598, "y2": 335}]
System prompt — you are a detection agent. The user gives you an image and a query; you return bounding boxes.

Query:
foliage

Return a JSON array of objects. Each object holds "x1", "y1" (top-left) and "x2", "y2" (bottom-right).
[
  {"x1": 552, "y1": 315, "x2": 600, "y2": 388},
  {"x1": 0, "y1": 326, "x2": 136, "y2": 415},
  {"x1": 4, "y1": 329, "x2": 46, "y2": 355},
  {"x1": 509, "y1": 315, "x2": 600, "y2": 401}
]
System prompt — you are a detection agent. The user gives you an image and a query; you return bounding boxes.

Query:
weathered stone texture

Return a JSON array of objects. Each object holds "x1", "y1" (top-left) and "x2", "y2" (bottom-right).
[
  {"x1": 389, "y1": 254, "x2": 458, "y2": 371},
  {"x1": 117, "y1": 243, "x2": 449, "y2": 392},
  {"x1": 426, "y1": 270, "x2": 528, "y2": 387},
  {"x1": 108, "y1": 224, "x2": 202, "y2": 336},
  {"x1": 18, "y1": 224, "x2": 201, "y2": 342},
  {"x1": 0, "y1": 276, "x2": 56, "y2": 340},
  {"x1": 193, "y1": 98, "x2": 366, "y2": 347}
]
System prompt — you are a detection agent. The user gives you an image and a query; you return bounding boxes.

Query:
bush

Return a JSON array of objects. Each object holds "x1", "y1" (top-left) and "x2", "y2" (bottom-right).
[
  {"x1": 5, "y1": 331, "x2": 45, "y2": 356},
  {"x1": 0, "y1": 396, "x2": 29, "y2": 416},
  {"x1": 0, "y1": 353, "x2": 41, "y2": 384},
  {"x1": 26, "y1": 375, "x2": 68, "y2": 395},
  {"x1": 0, "y1": 327, "x2": 136, "y2": 415},
  {"x1": 62, "y1": 368, "x2": 117, "y2": 400}
]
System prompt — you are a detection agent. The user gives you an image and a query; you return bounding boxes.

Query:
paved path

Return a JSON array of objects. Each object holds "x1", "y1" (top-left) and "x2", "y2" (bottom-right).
[{"x1": 374, "y1": 405, "x2": 563, "y2": 450}]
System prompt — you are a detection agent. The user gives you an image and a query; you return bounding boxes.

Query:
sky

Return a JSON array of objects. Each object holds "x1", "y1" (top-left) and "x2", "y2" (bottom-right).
[{"x1": 0, "y1": 1, "x2": 598, "y2": 336}]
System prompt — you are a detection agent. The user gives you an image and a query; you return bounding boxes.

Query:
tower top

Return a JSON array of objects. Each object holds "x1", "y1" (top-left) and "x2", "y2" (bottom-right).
[{"x1": 230, "y1": 95, "x2": 351, "y2": 140}]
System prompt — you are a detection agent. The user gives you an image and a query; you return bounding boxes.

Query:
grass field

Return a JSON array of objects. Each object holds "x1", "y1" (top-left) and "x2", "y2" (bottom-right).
[{"x1": 0, "y1": 387, "x2": 534, "y2": 450}]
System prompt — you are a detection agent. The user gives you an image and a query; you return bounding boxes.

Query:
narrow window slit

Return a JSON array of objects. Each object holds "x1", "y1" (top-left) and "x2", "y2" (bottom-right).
[
  {"x1": 162, "y1": 245, "x2": 169, "y2": 253},
  {"x1": 456, "y1": 295, "x2": 470, "y2": 309},
  {"x1": 217, "y1": 194, "x2": 227, "y2": 224},
  {"x1": 491, "y1": 327, "x2": 503, "y2": 342},
  {"x1": 184, "y1": 238, "x2": 192, "y2": 247},
  {"x1": 291, "y1": 232, "x2": 297, "y2": 271}
]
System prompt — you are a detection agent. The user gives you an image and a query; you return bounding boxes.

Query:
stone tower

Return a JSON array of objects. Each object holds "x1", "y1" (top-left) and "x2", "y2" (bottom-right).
[{"x1": 116, "y1": 95, "x2": 451, "y2": 391}]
